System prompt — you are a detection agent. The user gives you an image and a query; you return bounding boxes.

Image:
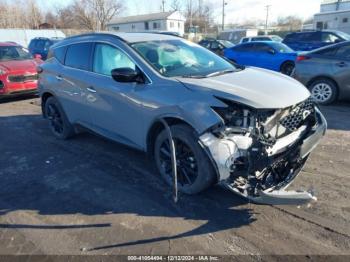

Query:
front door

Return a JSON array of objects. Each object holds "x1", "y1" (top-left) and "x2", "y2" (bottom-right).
[{"x1": 86, "y1": 42, "x2": 147, "y2": 148}]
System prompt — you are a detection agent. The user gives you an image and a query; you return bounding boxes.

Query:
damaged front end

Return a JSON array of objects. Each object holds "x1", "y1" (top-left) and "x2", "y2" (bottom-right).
[{"x1": 200, "y1": 97, "x2": 327, "y2": 205}]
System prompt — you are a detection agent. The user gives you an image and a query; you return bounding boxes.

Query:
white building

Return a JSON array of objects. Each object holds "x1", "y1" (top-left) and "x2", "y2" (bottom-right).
[
  {"x1": 314, "y1": 0, "x2": 350, "y2": 33},
  {"x1": 107, "y1": 11, "x2": 186, "y2": 36}
]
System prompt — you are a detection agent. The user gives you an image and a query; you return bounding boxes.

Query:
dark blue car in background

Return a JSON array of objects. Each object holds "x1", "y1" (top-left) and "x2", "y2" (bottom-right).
[
  {"x1": 224, "y1": 41, "x2": 297, "y2": 75},
  {"x1": 28, "y1": 37, "x2": 63, "y2": 60},
  {"x1": 283, "y1": 30, "x2": 350, "y2": 51}
]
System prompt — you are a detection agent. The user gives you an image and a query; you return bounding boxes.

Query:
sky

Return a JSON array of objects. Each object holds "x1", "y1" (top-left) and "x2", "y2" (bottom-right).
[{"x1": 37, "y1": 0, "x2": 323, "y2": 24}]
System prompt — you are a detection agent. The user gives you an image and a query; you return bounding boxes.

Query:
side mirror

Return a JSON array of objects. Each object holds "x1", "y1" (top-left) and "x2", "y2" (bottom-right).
[
  {"x1": 334, "y1": 39, "x2": 342, "y2": 43},
  {"x1": 34, "y1": 54, "x2": 42, "y2": 59},
  {"x1": 267, "y1": 49, "x2": 276, "y2": 55},
  {"x1": 111, "y1": 67, "x2": 143, "y2": 83}
]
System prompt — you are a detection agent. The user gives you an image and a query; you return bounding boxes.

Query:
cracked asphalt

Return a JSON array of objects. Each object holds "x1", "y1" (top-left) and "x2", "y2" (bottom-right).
[{"x1": 0, "y1": 96, "x2": 349, "y2": 257}]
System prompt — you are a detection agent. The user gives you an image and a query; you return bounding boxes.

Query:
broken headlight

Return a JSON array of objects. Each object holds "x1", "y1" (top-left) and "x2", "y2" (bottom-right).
[{"x1": 212, "y1": 97, "x2": 256, "y2": 133}]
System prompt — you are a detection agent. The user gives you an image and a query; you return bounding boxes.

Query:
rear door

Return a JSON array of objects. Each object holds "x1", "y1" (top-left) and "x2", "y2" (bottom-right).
[
  {"x1": 332, "y1": 43, "x2": 350, "y2": 96},
  {"x1": 57, "y1": 42, "x2": 95, "y2": 125}
]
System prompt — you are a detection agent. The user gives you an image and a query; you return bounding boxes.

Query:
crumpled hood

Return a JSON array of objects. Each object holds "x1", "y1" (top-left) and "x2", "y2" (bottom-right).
[
  {"x1": 177, "y1": 67, "x2": 310, "y2": 109},
  {"x1": 0, "y1": 59, "x2": 38, "y2": 72}
]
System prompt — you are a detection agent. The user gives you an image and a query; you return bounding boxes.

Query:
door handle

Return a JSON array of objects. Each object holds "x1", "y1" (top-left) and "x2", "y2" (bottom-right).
[
  {"x1": 56, "y1": 75, "x2": 63, "y2": 81},
  {"x1": 86, "y1": 87, "x2": 97, "y2": 93},
  {"x1": 336, "y1": 62, "x2": 347, "y2": 67}
]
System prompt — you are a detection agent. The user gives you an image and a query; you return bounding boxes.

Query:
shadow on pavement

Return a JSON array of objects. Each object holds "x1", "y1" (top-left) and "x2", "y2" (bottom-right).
[{"x1": 0, "y1": 114, "x2": 255, "y2": 250}]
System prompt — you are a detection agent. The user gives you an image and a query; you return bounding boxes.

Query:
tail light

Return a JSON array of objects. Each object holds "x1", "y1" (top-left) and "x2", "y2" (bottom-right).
[{"x1": 296, "y1": 55, "x2": 311, "y2": 62}]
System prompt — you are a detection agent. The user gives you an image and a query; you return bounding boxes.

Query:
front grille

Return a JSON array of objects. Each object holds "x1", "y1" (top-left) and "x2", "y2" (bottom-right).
[
  {"x1": 280, "y1": 97, "x2": 315, "y2": 131},
  {"x1": 8, "y1": 74, "x2": 38, "y2": 83}
]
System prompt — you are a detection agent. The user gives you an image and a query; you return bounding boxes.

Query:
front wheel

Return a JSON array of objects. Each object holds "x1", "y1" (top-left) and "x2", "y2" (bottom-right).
[
  {"x1": 154, "y1": 124, "x2": 216, "y2": 195},
  {"x1": 280, "y1": 61, "x2": 295, "y2": 76}
]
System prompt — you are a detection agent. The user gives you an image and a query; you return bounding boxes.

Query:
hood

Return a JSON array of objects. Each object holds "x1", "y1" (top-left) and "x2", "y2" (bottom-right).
[
  {"x1": 0, "y1": 59, "x2": 38, "y2": 72},
  {"x1": 177, "y1": 67, "x2": 310, "y2": 109}
]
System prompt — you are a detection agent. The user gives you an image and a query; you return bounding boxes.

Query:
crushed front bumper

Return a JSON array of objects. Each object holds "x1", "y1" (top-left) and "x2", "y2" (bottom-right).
[{"x1": 200, "y1": 107, "x2": 327, "y2": 205}]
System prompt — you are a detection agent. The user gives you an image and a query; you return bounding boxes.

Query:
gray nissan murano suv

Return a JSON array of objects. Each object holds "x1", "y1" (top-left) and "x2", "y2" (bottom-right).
[{"x1": 38, "y1": 33, "x2": 327, "y2": 205}]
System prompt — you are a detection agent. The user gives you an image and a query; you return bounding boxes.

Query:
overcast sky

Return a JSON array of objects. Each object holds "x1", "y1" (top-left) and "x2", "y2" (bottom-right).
[{"x1": 38, "y1": 0, "x2": 322, "y2": 23}]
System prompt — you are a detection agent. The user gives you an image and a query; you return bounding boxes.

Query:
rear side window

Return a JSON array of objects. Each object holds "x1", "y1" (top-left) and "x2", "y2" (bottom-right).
[
  {"x1": 233, "y1": 43, "x2": 254, "y2": 51},
  {"x1": 299, "y1": 32, "x2": 320, "y2": 42},
  {"x1": 53, "y1": 46, "x2": 66, "y2": 63},
  {"x1": 65, "y1": 43, "x2": 93, "y2": 71}
]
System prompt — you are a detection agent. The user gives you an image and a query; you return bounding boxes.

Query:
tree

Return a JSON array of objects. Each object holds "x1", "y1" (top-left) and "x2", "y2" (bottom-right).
[
  {"x1": 277, "y1": 15, "x2": 303, "y2": 31},
  {"x1": 183, "y1": 0, "x2": 215, "y2": 34},
  {"x1": 71, "y1": 0, "x2": 123, "y2": 31},
  {"x1": 26, "y1": 0, "x2": 43, "y2": 29},
  {"x1": 170, "y1": 0, "x2": 181, "y2": 11}
]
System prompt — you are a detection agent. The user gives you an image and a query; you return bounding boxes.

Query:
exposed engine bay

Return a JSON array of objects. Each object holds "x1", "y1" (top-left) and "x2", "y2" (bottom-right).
[{"x1": 200, "y1": 97, "x2": 327, "y2": 205}]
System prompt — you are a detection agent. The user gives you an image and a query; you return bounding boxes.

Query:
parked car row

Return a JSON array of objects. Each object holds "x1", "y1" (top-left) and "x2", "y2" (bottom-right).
[
  {"x1": 198, "y1": 30, "x2": 350, "y2": 105},
  {"x1": 0, "y1": 37, "x2": 63, "y2": 99}
]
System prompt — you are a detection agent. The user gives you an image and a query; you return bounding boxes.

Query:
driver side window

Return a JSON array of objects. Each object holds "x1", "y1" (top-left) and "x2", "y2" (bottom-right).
[{"x1": 93, "y1": 43, "x2": 136, "y2": 76}]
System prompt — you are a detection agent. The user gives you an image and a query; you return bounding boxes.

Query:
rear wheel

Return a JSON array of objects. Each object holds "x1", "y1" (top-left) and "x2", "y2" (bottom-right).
[
  {"x1": 45, "y1": 97, "x2": 75, "y2": 139},
  {"x1": 280, "y1": 61, "x2": 295, "y2": 76},
  {"x1": 309, "y1": 78, "x2": 337, "y2": 105},
  {"x1": 154, "y1": 124, "x2": 216, "y2": 195}
]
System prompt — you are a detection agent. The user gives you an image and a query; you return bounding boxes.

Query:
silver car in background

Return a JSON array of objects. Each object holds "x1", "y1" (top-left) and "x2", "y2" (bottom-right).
[
  {"x1": 294, "y1": 41, "x2": 350, "y2": 105},
  {"x1": 38, "y1": 33, "x2": 327, "y2": 205}
]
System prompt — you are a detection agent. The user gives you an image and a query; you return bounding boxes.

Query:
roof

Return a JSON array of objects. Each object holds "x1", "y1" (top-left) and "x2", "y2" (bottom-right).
[
  {"x1": 0, "y1": 42, "x2": 18, "y2": 46},
  {"x1": 108, "y1": 11, "x2": 178, "y2": 25},
  {"x1": 315, "y1": 9, "x2": 350, "y2": 15},
  {"x1": 59, "y1": 32, "x2": 180, "y2": 46}
]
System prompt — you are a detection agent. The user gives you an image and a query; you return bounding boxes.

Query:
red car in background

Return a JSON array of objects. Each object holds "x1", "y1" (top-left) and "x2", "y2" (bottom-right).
[{"x1": 0, "y1": 42, "x2": 42, "y2": 98}]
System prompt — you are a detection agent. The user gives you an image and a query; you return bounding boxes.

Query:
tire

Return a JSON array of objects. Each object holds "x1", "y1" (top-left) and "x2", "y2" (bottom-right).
[
  {"x1": 308, "y1": 78, "x2": 338, "y2": 105},
  {"x1": 44, "y1": 96, "x2": 75, "y2": 140},
  {"x1": 154, "y1": 124, "x2": 216, "y2": 195},
  {"x1": 280, "y1": 61, "x2": 295, "y2": 76}
]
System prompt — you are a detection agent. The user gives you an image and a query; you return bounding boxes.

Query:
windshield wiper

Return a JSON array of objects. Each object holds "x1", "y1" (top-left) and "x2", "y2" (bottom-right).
[
  {"x1": 205, "y1": 69, "x2": 236, "y2": 78},
  {"x1": 180, "y1": 75, "x2": 207, "y2": 79}
]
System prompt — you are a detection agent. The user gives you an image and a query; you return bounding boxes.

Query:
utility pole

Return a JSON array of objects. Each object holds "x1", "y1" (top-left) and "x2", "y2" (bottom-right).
[
  {"x1": 265, "y1": 5, "x2": 271, "y2": 35},
  {"x1": 189, "y1": 0, "x2": 193, "y2": 27},
  {"x1": 222, "y1": 0, "x2": 228, "y2": 31},
  {"x1": 162, "y1": 0, "x2": 166, "y2": 12}
]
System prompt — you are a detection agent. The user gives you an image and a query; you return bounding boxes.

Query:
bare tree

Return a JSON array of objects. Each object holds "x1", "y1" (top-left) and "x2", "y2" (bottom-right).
[
  {"x1": 170, "y1": 0, "x2": 181, "y2": 11},
  {"x1": 26, "y1": 0, "x2": 43, "y2": 29},
  {"x1": 277, "y1": 15, "x2": 303, "y2": 31},
  {"x1": 71, "y1": 0, "x2": 123, "y2": 31}
]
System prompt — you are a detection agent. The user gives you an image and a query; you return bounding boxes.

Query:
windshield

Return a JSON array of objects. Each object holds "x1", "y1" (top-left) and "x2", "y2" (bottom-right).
[
  {"x1": 270, "y1": 42, "x2": 294, "y2": 53},
  {"x1": 131, "y1": 40, "x2": 237, "y2": 78},
  {"x1": 0, "y1": 46, "x2": 32, "y2": 61},
  {"x1": 218, "y1": 40, "x2": 235, "y2": 48},
  {"x1": 336, "y1": 31, "x2": 350, "y2": 40}
]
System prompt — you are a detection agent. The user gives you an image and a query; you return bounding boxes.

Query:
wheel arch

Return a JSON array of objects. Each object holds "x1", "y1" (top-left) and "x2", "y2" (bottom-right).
[
  {"x1": 280, "y1": 60, "x2": 295, "y2": 71},
  {"x1": 146, "y1": 117, "x2": 197, "y2": 156},
  {"x1": 146, "y1": 116, "x2": 221, "y2": 183},
  {"x1": 41, "y1": 91, "x2": 55, "y2": 117}
]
